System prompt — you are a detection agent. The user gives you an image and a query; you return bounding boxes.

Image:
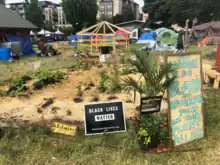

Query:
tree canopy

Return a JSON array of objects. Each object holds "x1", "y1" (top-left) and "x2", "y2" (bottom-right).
[
  {"x1": 25, "y1": 0, "x2": 43, "y2": 29},
  {"x1": 62, "y1": 0, "x2": 97, "y2": 33},
  {"x1": 143, "y1": 0, "x2": 220, "y2": 28},
  {"x1": 0, "y1": 0, "x2": 4, "y2": 5}
]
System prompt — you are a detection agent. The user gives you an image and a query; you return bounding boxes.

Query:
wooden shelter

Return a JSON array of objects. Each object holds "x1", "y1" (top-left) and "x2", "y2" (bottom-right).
[{"x1": 76, "y1": 21, "x2": 131, "y2": 54}]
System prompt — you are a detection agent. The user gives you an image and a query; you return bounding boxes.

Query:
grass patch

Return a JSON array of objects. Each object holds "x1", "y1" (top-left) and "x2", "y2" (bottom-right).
[{"x1": 0, "y1": 88, "x2": 219, "y2": 164}]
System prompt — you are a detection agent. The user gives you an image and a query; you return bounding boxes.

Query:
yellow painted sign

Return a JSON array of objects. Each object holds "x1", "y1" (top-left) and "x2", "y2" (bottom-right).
[
  {"x1": 167, "y1": 54, "x2": 205, "y2": 147},
  {"x1": 51, "y1": 121, "x2": 77, "y2": 137}
]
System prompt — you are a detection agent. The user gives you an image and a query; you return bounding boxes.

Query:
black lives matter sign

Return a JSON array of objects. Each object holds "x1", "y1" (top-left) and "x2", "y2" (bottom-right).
[{"x1": 84, "y1": 102, "x2": 126, "y2": 135}]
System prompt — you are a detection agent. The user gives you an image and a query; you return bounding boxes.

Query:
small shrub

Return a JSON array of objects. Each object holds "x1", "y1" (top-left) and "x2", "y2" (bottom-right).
[
  {"x1": 33, "y1": 80, "x2": 44, "y2": 89},
  {"x1": 76, "y1": 84, "x2": 83, "y2": 97},
  {"x1": 33, "y1": 69, "x2": 66, "y2": 89},
  {"x1": 21, "y1": 75, "x2": 32, "y2": 83},
  {"x1": 107, "y1": 66, "x2": 122, "y2": 93},
  {"x1": 8, "y1": 77, "x2": 29, "y2": 93},
  {"x1": 97, "y1": 71, "x2": 109, "y2": 93},
  {"x1": 0, "y1": 90, "x2": 7, "y2": 96},
  {"x1": 120, "y1": 67, "x2": 136, "y2": 75}
]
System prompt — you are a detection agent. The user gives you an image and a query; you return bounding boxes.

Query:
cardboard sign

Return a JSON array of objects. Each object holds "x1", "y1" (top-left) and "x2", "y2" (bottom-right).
[
  {"x1": 166, "y1": 54, "x2": 205, "y2": 147},
  {"x1": 51, "y1": 121, "x2": 77, "y2": 137},
  {"x1": 84, "y1": 101, "x2": 126, "y2": 135},
  {"x1": 140, "y1": 96, "x2": 162, "y2": 113}
]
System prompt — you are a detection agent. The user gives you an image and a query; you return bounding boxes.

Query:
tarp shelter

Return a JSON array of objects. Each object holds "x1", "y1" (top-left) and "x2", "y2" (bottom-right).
[
  {"x1": 192, "y1": 21, "x2": 220, "y2": 44},
  {"x1": 55, "y1": 30, "x2": 64, "y2": 35},
  {"x1": 137, "y1": 32, "x2": 157, "y2": 47},
  {"x1": 69, "y1": 35, "x2": 77, "y2": 46},
  {"x1": 5, "y1": 34, "x2": 35, "y2": 55},
  {"x1": 37, "y1": 29, "x2": 52, "y2": 36},
  {"x1": 30, "y1": 31, "x2": 35, "y2": 36},
  {"x1": 156, "y1": 29, "x2": 177, "y2": 45}
]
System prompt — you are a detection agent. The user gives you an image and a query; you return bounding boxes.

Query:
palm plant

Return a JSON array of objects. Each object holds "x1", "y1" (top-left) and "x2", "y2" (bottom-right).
[{"x1": 122, "y1": 50, "x2": 176, "y2": 97}]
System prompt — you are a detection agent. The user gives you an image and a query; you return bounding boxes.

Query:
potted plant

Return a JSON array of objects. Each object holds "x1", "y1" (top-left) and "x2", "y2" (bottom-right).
[
  {"x1": 138, "y1": 114, "x2": 168, "y2": 151},
  {"x1": 122, "y1": 50, "x2": 176, "y2": 150}
]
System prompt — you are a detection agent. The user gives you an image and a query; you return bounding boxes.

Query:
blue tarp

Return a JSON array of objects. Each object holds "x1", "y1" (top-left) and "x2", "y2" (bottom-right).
[
  {"x1": 138, "y1": 32, "x2": 157, "y2": 41},
  {"x1": 69, "y1": 35, "x2": 77, "y2": 42},
  {"x1": 6, "y1": 34, "x2": 35, "y2": 55}
]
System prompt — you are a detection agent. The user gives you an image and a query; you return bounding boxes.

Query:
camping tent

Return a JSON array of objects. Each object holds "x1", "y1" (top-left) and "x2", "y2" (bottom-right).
[
  {"x1": 5, "y1": 34, "x2": 35, "y2": 55},
  {"x1": 154, "y1": 28, "x2": 166, "y2": 35},
  {"x1": 156, "y1": 29, "x2": 177, "y2": 45},
  {"x1": 136, "y1": 32, "x2": 157, "y2": 47},
  {"x1": 37, "y1": 29, "x2": 52, "y2": 36},
  {"x1": 192, "y1": 21, "x2": 220, "y2": 44}
]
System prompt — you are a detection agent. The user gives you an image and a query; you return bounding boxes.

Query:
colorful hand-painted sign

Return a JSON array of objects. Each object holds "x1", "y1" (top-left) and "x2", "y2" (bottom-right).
[
  {"x1": 51, "y1": 121, "x2": 77, "y2": 137},
  {"x1": 167, "y1": 54, "x2": 205, "y2": 147}
]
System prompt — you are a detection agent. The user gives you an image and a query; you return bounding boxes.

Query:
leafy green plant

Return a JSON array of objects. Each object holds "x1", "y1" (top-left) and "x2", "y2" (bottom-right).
[
  {"x1": 107, "y1": 66, "x2": 122, "y2": 93},
  {"x1": 76, "y1": 83, "x2": 83, "y2": 97},
  {"x1": 120, "y1": 66, "x2": 136, "y2": 75},
  {"x1": 33, "y1": 69, "x2": 65, "y2": 89},
  {"x1": 8, "y1": 77, "x2": 29, "y2": 93},
  {"x1": 122, "y1": 50, "x2": 176, "y2": 97},
  {"x1": 138, "y1": 114, "x2": 169, "y2": 147},
  {"x1": 97, "y1": 70, "x2": 109, "y2": 93},
  {"x1": 33, "y1": 80, "x2": 45, "y2": 89}
]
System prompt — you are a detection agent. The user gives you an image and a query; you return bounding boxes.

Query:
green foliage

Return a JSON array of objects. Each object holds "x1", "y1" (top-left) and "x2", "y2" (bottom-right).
[
  {"x1": 60, "y1": 26, "x2": 74, "y2": 36},
  {"x1": 44, "y1": 21, "x2": 54, "y2": 32},
  {"x1": 143, "y1": 0, "x2": 220, "y2": 27},
  {"x1": 97, "y1": 70, "x2": 109, "y2": 93},
  {"x1": 0, "y1": 0, "x2": 5, "y2": 5},
  {"x1": 122, "y1": 50, "x2": 176, "y2": 96},
  {"x1": 120, "y1": 66, "x2": 136, "y2": 75},
  {"x1": 107, "y1": 66, "x2": 122, "y2": 93},
  {"x1": 9, "y1": 77, "x2": 28, "y2": 93},
  {"x1": 139, "y1": 114, "x2": 169, "y2": 144},
  {"x1": 33, "y1": 69, "x2": 65, "y2": 89},
  {"x1": 76, "y1": 83, "x2": 83, "y2": 97},
  {"x1": 35, "y1": 69, "x2": 65, "y2": 84},
  {"x1": 33, "y1": 80, "x2": 44, "y2": 89},
  {"x1": 25, "y1": 0, "x2": 43, "y2": 29},
  {"x1": 0, "y1": 90, "x2": 7, "y2": 96},
  {"x1": 62, "y1": 0, "x2": 98, "y2": 32}
]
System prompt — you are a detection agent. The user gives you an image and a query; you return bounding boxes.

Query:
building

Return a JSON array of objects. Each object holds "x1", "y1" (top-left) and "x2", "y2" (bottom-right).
[
  {"x1": 6, "y1": 0, "x2": 68, "y2": 28},
  {"x1": 6, "y1": 1, "x2": 26, "y2": 18},
  {"x1": 98, "y1": 0, "x2": 140, "y2": 20}
]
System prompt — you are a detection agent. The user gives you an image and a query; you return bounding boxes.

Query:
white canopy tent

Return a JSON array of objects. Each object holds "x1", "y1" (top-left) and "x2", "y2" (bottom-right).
[
  {"x1": 37, "y1": 29, "x2": 52, "y2": 36},
  {"x1": 30, "y1": 31, "x2": 35, "y2": 36},
  {"x1": 55, "y1": 30, "x2": 64, "y2": 35}
]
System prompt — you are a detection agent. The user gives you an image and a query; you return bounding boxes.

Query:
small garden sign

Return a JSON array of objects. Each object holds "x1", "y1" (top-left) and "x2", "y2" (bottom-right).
[
  {"x1": 84, "y1": 101, "x2": 126, "y2": 135},
  {"x1": 166, "y1": 53, "x2": 205, "y2": 148},
  {"x1": 140, "y1": 96, "x2": 162, "y2": 113},
  {"x1": 51, "y1": 121, "x2": 77, "y2": 137}
]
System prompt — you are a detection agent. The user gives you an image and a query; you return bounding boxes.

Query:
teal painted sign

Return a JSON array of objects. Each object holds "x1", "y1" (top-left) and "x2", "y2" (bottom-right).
[{"x1": 167, "y1": 54, "x2": 204, "y2": 147}]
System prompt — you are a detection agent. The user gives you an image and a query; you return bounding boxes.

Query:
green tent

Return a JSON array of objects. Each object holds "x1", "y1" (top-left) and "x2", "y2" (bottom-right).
[{"x1": 156, "y1": 29, "x2": 177, "y2": 45}]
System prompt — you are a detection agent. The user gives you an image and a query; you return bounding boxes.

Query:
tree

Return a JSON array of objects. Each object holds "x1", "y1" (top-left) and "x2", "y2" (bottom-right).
[
  {"x1": 25, "y1": 0, "x2": 43, "y2": 29},
  {"x1": 59, "y1": 26, "x2": 74, "y2": 36},
  {"x1": 44, "y1": 21, "x2": 54, "y2": 32},
  {"x1": 122, "y1": 50, "x2": 176, "y2": 97},
  {"x1": 0, "y1": 0, "x2": 4, "y2": 5},
  {"x1": 62, "y1": 0, "x2": 97, "y2": 33}
]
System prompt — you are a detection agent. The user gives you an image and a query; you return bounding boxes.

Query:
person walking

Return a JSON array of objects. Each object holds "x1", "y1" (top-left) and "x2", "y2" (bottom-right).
[{"x1": 174, "y1": 27, "x2": 185, "y2": 54}]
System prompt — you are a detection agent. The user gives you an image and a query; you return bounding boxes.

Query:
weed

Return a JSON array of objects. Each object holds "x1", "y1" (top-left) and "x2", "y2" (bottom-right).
[
  {"x1": 76, "y1": 83, "x2": 83, "y2": 97},
  {"x1": 97, "y1": 70, "x2": 109, "y2": 93},
  {"x1": 107, "y1": 66, "x2": 122, "y2": 93},
  {"x1": 8, "y1": 77, "x2": 29, "y2": 93}
]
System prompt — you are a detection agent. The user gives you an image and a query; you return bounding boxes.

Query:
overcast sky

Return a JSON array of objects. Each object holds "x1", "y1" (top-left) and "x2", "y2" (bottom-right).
[{"x1": 6, "y1": 0, "x2": 144, "y2": 7}]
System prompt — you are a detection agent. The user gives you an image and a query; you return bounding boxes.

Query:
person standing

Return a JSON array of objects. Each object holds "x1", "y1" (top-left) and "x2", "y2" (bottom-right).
[{"x1": 174, "y1": 28, "x2": 185, "y2": 54}]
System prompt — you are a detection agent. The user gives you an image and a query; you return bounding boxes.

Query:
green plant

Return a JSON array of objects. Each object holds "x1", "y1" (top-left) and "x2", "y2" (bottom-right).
[
  {"x1": 8, "y1": 77, "x2": 28, "y2": 93},
  {"x1": 76, "y1": 83, "x2": 83, "y2": 97},
  {"x1": 138, "y1": 128, "x2": 151, "y2": 145},
  {"x1": 33, "y1": 80, "x2": 45, "y2": 89},
  {"x1": 120, "y1": 66, "x2": 136, "y2": 75},
  {"x1": 33, "y1": 69, "x2": 65, "y2": 90},
  {"x1": 139, "y1": 114, "x2": 169, "y2": 145},
  {"x1": 36, "y1": 69, "x2": 65, "y2": 84},
  {"x1": 107, "y1": 66, "x2": 122, "y2": 93},
  {"x1": 122, "y1": 50, "x2": 176, "y2": 97},
  {"x1": 97, "y1": 70, "x2": 109, "y2": 93}
]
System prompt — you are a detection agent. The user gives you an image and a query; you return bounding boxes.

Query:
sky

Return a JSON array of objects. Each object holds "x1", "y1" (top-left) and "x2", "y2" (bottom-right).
[{"x1": 6, "y1": 0, "x2": 144, "y2": 7}]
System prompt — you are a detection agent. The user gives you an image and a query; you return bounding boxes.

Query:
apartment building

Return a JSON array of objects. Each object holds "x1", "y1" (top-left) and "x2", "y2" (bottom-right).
[
  {"x1": 6, "y1": 0, "x2": 68, "y2": 28},
  {"x1": 98, "y1": 0, "x2": 140, "y2": 20}
]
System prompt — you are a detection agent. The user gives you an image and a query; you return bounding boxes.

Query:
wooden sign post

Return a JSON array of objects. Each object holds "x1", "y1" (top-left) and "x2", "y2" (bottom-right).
[{"x1": 166, "y1": 53, "x2": 205, "y2": 149}]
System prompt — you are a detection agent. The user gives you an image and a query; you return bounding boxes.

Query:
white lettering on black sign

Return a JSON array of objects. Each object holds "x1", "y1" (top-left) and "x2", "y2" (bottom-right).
[
  {"x1": 84, "y1": 102, "x2": 126, "y2": 135},
  {"x1": 95, "y1": 114, "x2": 115, "y2": 122}
]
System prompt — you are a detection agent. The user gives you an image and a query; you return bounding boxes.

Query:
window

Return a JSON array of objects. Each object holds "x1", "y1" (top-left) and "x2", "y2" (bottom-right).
[
  {"x1": 107, "y1": 4, "x2": 112, "y2": 9},
  {"x1": 107, "y1": 11, "x2": 112, "y2": 17},
  {"x1": 100, "y1": 4, "x2": 105, "y2": 10}
]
